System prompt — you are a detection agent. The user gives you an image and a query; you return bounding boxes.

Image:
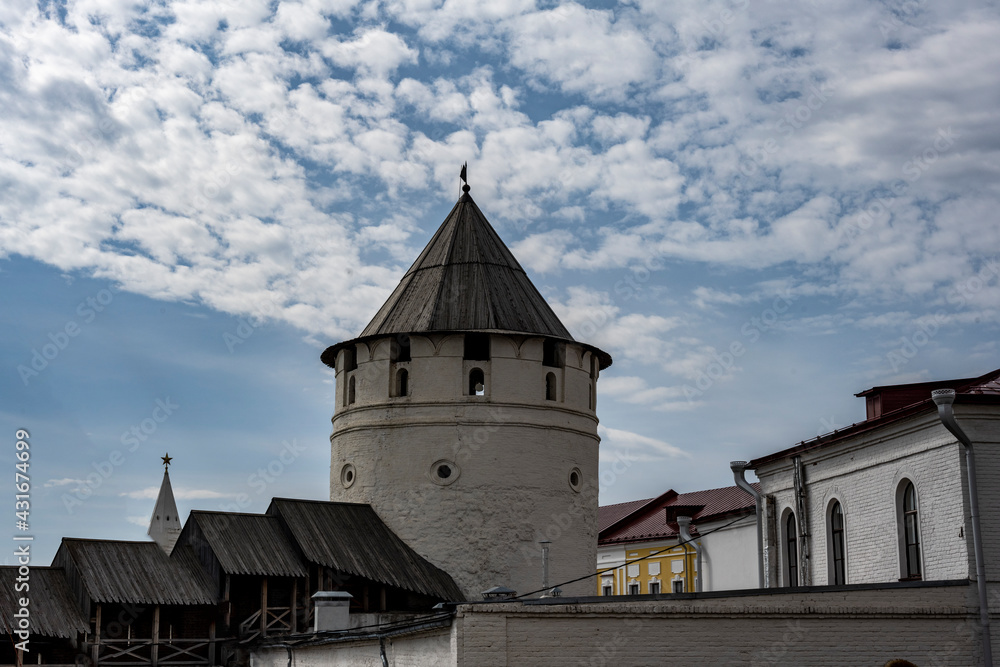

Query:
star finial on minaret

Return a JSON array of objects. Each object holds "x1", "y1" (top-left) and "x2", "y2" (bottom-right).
[{"x1": 161, "y1": 453, "x2": 172, "y2": 469}]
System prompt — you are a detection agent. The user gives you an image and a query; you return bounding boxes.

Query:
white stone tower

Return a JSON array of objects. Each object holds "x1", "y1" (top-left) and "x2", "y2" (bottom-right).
[{"x1": 322, "y1": 183, "x2": 611, "y2": 599}]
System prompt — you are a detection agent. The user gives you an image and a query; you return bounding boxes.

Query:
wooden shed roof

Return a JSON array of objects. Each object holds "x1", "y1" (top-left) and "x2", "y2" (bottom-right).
[
  {"x1": 0, "y1": 567, "x2": 88, "y2": 638},
  {"x1": 182, "y1": 511, "x2": 308, "y2": 578},
  {"x1": 53, "y1": 539, "x2": 216, "y2": 606},
  {"x1": 267, "y1": 498, "x2": 464, "y2": 601},
  {"x1": 323, "y1": 191, "x2": 611, "y2": 369}
]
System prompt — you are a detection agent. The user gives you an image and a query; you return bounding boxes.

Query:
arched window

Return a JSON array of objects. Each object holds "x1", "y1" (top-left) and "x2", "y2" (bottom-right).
[
  {"x1": 348, "y1": 376, "x2": 356, "y2": 405},
  {"x1": 829, "y1": 501, "x2": 846, "y2": 585},
  {"x1": 785, "y1": 511, "x2": 798, "y2": 587},
  {"x1": 469, "y1": 368, "x2": 485, "y2": 396},
  {"x1": 396, "y1": 368, "x2": 408, "y2": 397},
  {"x1": 545, "y1": 372, "x2": 557, "y2": 401},
  {"x1": 901, "y1": 481, "x2": 922, "y2": 579}
]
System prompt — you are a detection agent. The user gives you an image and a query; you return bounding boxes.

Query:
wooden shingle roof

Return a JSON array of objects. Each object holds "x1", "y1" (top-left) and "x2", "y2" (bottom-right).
[
  {"x1": 53, "y1": 539, "x2": 216, "y2": 606},
  {"x1": 181, "y1": 511, "x2": 308, "y2": 578},
  {"x1": 323, "y1": 191, "x2": 611, "y2": 369},
  {"x1": 0, "y1": 567, "x2": 88, "y2": 638},
  {"x1": 267, "y1": 498, "x2": 464, "y2": 601}
]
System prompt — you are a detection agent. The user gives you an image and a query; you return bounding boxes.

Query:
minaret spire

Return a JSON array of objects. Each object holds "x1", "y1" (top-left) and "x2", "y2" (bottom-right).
[{"x1": 148, "y1": 453, "x2": 182, "y2": 555}]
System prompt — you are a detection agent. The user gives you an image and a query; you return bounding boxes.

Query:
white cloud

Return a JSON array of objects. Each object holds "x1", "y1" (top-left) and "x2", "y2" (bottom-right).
[
  {"x1": 321, "y1": 28, "x2": 418, "y2": 77},
  {"x1": 598, "y1": 425, "x2": 690, "y2": 462}
]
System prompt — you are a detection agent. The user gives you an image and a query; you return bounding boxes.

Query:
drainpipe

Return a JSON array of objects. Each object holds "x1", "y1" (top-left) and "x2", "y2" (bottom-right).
[
  {"x1": 677, "y1": 516, "x2": 702, "y2": 592},
  {"x1": 932, "y1": 388, "x2": 993, "y2": 667},
  {"x1": 731, "y1": 461, "x2": 766, "y2": 588},
  {"x1": 792, "y1": 456, "x2": 811, "y2": 586}
]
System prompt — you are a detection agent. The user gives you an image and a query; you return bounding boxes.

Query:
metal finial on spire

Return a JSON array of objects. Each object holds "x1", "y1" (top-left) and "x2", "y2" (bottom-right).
[
  {"x1": 460, "y1": 162, "x2": 470, "y2": 195},
  {"x1": 161, "y1": 453, "x2": 172, "y2": 469}
]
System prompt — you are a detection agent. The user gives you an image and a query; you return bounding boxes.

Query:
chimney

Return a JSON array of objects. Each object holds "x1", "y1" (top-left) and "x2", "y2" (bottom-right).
[{"x1": 312, "y1": 591, "x2": 353, "y2": 632}]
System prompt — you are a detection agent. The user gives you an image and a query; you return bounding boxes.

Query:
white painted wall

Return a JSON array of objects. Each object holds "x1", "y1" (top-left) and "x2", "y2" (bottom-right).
[
  {"x1": 700, "y1": 515, "x2": 758, "y2": 591},
  {"x1": 755, "y1": 409, "x2": 994, "y2": 587},
  {"x1": 330, "y1": 333, "x2": 602, "y2": 599}
]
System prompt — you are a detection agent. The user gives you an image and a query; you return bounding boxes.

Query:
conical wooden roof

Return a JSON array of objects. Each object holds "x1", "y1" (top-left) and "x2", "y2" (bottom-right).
[
  {"x1": 360, "y1": 191, "x2": 572, "y2": 338},
  {"x1": 323, "y1": 188, "x2": 611, "y2": 369}
]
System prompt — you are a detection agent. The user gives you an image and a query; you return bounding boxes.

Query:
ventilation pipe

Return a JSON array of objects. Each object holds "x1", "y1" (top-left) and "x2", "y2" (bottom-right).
[
  {"x1": 312, "y1": 591, "x2": 353, "y2": 632},
  {"x1": 677, "y1": 516, "x2": 702, "y2": 593},
  {"x1": 932, "y1": 388, "x2": 993, "y2": 667},
  {"x1": 731, "y1": 461, "x2": 766, "y2": 588}
]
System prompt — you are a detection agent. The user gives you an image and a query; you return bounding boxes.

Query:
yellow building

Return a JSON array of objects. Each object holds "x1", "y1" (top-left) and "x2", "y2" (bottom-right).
[{"x1": 597, "y1": 485, "x2": 758, "y2": 595}]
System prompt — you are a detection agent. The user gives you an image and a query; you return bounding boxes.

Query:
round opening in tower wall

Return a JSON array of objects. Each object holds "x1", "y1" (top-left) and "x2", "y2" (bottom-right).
[
  {"x1": 429, "y1": 459, "x2": 460, "y2": 486},
  {"x1": 340, "y1": 463, "x2": 356, "y2": 488},
  {"x1": 569, "y1": 467, "x2": 583, "y2": 492}
]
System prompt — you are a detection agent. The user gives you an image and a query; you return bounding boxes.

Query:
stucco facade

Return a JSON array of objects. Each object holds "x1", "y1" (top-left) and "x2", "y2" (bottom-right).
[{"x1": 329, "y1": 332, "x2": 602, "y2": 599}]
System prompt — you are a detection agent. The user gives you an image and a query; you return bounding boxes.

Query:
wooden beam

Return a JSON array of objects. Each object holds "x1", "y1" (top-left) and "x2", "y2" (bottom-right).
[
  {"x1": 224, "y1": 574, "x2": 231, "y2": 630},
  {"x1": 91, "y1": 603, "x2": 101, "y2": 666},
  {"x1": 260, "y1": 578, "x2": 268, "y2": 637},
  {"x1": 151, "y1": 605, "x2": 160, "y2": 667},
  {"x1": 290, "y1": 579, "x2": 298, "y2": 634},
  {"x1": 208, "y1": 621, "x2": 216, "y2": 666}
]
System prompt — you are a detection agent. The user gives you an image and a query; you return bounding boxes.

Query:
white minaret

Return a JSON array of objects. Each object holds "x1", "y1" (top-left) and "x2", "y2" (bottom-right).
[
  {"x1": 322, "y1": 179, "x2": 611, "y2": 599},
  {"x1": 148, "y1": 453, "x2": 182, "y2": 555}
]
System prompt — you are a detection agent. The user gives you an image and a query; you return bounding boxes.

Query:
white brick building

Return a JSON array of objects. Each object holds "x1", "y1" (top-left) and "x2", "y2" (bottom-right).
[{"x1": 751, "y1": 370, "x2": 1000, "y2": 590}]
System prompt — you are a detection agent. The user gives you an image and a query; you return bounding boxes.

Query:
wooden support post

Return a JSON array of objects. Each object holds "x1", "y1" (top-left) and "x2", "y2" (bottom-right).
[
  {"x1": 92, "y1": 604, "x2": 102, "y2": 667},
  {"x1": 208, "y1": 621, "x2": 216, "y2": 666},
  {"x1": 290, "y1": 579, "x2": 298, "y2": 634},
  {"x1": 260, "y1": 578, "x2": 268, "y2": 637},
  {"x1": 151, "y1": 605, "x2": 160, "y2": 667},
  {"x1": 223, "y1": 574, "x2": 231, "y2": 629},
  {"x1": 379, "y1": 586, "x2": 386, "y2": 612}
]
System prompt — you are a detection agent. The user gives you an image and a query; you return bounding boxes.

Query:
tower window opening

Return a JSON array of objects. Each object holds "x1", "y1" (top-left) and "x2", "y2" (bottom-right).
[
  {"x1": 391, "y1": 336, "x2": 411, "y2": 362},
  {"x1": 464, "y1": 333, "x2": 490, "y2": 361},
  {"x1": 545, "y1": 372, "x2": 557, "y2": 401},
  {"x1": 543, "y1": 339, "x2": 565, "y2": 368},
  {"x1": 589, "y1": 382, "x2": 595, "y2": 410},
  {"x1": 396, "y1": 368, "x2": 408, "y2": 397},
  {"x1": 348, "y1": 376, "x2": 356, "y2": 405},
  {"x1": 436, "y1": 464, "x2": 452, "y2": 479},
  {"x1": 343, "y1": 347, "x2": 357, "y2": 372},
  {"x1": 469, "y1": 368, "x2": 486, "y2": 396}
]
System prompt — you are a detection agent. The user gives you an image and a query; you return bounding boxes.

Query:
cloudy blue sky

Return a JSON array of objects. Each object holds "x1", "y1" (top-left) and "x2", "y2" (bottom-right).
[{"x1": 2, "y1": 0, "x2": 999, "y2": 564}]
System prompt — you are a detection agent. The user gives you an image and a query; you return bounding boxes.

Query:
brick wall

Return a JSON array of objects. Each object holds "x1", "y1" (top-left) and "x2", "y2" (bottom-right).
[{"x1": 757, "y1": 411, "x2": 976, "y2": 586}]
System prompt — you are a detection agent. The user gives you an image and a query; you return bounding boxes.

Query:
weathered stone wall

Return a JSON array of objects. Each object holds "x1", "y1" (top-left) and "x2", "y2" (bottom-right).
[
  {"x1": 330, "y1": 333, "x2": 601, "y2": 599},
  {"x1": 451, "y1": 582, "x2": 992, "y2": 666},
  {"x1": 253, "y1": 582, "x2": 999, "y2": 666}
]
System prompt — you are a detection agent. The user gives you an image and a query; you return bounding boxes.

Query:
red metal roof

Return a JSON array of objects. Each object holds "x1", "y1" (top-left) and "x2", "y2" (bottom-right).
[
  {"x1": 598, "y1": 484, "x2": 757, "y2": 545},
  {"x1": 751, "y1": 367, "x2": 1000, "y2": 469}
]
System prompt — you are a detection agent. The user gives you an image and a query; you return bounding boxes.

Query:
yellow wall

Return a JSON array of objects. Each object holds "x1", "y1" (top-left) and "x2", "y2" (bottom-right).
[{"x1": 597, "y1": 543, "x2": 697, "y2": 595}]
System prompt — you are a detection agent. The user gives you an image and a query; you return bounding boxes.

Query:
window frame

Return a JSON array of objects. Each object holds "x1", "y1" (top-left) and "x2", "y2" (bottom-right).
[
  {"x1": 784, "y1": 509, "x2": 798, "y2": 587},
  {"x1": 897, "y1": 480, "x2": 923, "y2": 580},
  {"x1": 828, "y1": 500, "x2": 847, "y2": 585}
]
